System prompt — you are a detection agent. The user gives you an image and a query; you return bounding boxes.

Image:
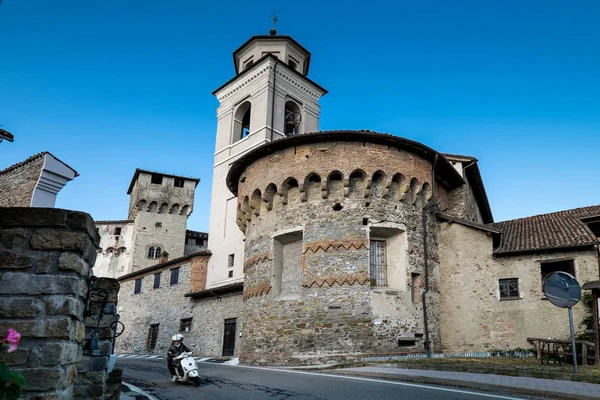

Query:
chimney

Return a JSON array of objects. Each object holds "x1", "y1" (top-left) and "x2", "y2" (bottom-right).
[{"x1": 159, "y1": 251, "x2": 169, "y2": 264}]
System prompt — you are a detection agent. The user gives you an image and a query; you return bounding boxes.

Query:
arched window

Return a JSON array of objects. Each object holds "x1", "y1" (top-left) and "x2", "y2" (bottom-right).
[
  {"x1": 232, "y1": 101, "x2": 252, "y2": 143},
  {"x1": 284, "y1": 100, "x2": 302, "y2": 136},
  {"x1": 148, "y1": 247, "x2": 162, "y2": 259}
]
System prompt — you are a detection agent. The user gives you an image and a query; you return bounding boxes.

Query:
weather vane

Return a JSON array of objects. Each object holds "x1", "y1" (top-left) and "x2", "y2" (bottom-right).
[{"x1": 269, "y1": 9, "x2": 280, "y2": 28}]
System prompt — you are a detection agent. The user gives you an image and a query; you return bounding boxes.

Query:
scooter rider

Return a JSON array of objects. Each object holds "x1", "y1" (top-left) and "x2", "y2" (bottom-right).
[{"x1": 167, "y1": 334, "x2": 191, "y2": 381}]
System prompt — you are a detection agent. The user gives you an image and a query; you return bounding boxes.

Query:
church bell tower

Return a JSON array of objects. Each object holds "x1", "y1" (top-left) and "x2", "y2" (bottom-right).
[{"x1": 207, "y1": 28, "x2": 327, "y2": 286}]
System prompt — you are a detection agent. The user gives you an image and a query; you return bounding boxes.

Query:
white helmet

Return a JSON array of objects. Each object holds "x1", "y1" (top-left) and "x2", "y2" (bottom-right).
[{"x1": 172, "y1": 334, "x2": 183, "y2": 342}]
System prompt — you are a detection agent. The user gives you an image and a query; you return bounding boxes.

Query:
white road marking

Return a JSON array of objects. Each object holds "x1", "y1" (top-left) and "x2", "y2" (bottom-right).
[{"x1": 226, "y1": 364, "x2": 529, "y2": 400}]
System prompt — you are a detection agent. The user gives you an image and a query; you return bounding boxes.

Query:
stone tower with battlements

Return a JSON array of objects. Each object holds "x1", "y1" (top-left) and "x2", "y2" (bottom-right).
[
  {"x1": 127, "y1": 169, "x2": 199, "y2": 272},
  {"x1": 207, "y1": 30, "x2": 327, "y2": 287}
]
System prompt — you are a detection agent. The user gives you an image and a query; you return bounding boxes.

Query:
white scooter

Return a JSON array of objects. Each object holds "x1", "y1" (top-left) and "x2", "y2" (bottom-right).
[{"x1": 173, "y1": 351, "x2": 201, "y2": 387}]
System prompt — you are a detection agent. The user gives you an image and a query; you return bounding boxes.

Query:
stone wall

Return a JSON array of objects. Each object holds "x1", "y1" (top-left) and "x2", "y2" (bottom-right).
[
  {"x1": 447, "y1": 183, "x2": 481, "y2": 224},
  {"x1": 116, "y1": 252, "x2": 246, "y2": 358},
  {"x1": 235, "y1": 141, "x2": 443, "y2": 365},
  {"x1": 0, "y1": 208, "x2": 100, "y2": 399},
  {"x1": 130, "y1": 212, "x2": 188, "y2": 272},
  {"x1": 117, "y1": 260, "x2": 194, "y2": 356},
  {"x1": 438, "y1": 221, "x2": 599, "y2": 353},
  {"x1": 116, "y1": 252, "x2": 244, "y2": 358},
  {"x1": 0, "y1": 155, "x2": 44, "y2": 207}
]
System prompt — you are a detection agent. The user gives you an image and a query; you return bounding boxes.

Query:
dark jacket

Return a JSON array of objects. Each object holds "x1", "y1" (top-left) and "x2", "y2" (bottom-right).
[{"x1": 167, "y1": 343, "x2": 190, "y2": 360}]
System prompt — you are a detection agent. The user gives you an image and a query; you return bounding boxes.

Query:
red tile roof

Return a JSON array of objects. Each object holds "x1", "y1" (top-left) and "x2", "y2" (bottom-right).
[
  {"x1": 185, "y1": 282, "x2": 244, "y2": 298},
  {"x1": 491, "y1": 205, "x2": 600, "y2": 255}
]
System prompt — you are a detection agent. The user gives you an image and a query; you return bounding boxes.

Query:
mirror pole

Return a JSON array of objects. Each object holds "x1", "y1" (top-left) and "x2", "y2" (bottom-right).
[{"x1": 568, "y1": 307, "x2": 578, "y2": 374}]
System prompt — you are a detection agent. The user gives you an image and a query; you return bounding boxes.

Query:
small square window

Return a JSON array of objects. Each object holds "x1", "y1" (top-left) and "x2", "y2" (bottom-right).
[
  {"x1": 155, "y1": 222, "x2": 162, "y2": 228},
  {"x1": 499, "y1": 278, "x2": 519, "y2": 299},
  {"x1": 114, "y1": 227, "x2": 122, "y2": 236},
  {"x1": 134, "y1": 278, "x2": 142, "y2": 294},
  {"x1": 228, "y1": 270, "x2": 234, "y2": 278},
  {"x1": 174, "y1": 178, "x2": 184, "y2": 188},
  {"x1": 179, "y1": 318, "x2": 192, "y2": 332},
  {"x1": 170, "y1": 267, "x2": 180, "y2": 285},
  {"x1": 153, "y1": 272, "x2": 161, "y2": 289},
  {"x1": 151, "y1": 174, "x2": 163, "y2": 185},
  {"x1": 541, "y1": 260, "x2": 575, "y2": 289}
]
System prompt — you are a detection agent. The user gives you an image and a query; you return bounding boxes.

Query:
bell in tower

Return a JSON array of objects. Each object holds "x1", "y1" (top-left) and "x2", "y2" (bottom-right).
[{"x1": 284, "y1": 102, "x2": 302, "y2": 136}]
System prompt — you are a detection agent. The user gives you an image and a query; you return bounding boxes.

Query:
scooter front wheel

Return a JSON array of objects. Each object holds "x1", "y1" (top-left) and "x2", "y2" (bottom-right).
[{"x1": 192, "y1": 376, "x2": 200, "y2": 387}]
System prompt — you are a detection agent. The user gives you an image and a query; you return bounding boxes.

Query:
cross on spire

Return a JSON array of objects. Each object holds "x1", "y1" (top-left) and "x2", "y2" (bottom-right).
[{"x1": 269, "y1": 9, "x2": 280, "y2": 28}]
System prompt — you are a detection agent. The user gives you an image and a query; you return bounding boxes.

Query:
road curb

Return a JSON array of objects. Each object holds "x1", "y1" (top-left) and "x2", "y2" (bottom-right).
[
  {"x1": 328, "y1": 370, "x2": 600, "y2": 400},
  {"x1": 368, "y1": 362, "x2": 600, "y2": 384}
]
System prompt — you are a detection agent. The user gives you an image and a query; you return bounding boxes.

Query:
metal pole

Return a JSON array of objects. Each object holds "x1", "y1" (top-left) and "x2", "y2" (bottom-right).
[
  {"x1": 568, "y1": 307, "x2": 579, "y2": 374},
  {"x1": 594, "y1": 291, "x2": 600, "y2": 365}
]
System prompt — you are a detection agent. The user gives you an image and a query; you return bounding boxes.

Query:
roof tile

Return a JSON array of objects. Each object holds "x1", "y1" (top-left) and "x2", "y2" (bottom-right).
[{"x1": 490, "y1": 205, "x2": 600, "y2": 255}]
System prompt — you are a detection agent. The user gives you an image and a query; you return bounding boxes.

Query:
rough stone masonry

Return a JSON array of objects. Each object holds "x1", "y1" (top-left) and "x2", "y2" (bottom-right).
[{"x1": 0, "y1": 208, "x2": 121, "y2": 400}]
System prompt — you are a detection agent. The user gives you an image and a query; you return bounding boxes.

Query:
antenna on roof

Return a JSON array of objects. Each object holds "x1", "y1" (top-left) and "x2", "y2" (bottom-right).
[{"x1": 269, "y1": 9, "x2": 279, "y2": 35}]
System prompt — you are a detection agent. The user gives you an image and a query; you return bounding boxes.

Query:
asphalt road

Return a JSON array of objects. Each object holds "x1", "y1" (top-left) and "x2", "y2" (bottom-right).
[{"x1": 116, "y1": 357, "x2": 534, "y2": 400}]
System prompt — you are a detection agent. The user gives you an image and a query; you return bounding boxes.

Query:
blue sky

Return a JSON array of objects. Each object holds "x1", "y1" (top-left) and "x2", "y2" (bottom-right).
[{"x1": 1, "y1": 0, "x2": 599, "y2": 231}]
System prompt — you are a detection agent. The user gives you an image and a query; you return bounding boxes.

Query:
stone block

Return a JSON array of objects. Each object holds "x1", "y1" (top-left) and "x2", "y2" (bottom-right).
[
  {"x1": 18, "y1": 367, "x2": 67, "y2": 391},
  {"x1": 58, "y1": 253, "x2": 89, "y2": 276},
  {"x1": 77, "y1": 279, "x2": 88, "y2": 299},
  {"x1": 67, "y1": 365, "x2": 78, "y2": 384},
  {"x1": 77, "y1": 355, "x2": 91, "y2": 371},
  {"x1": 0, "y1": 250, "x2": 34, "y2": 269},
  {"x1": 1, "y1": 228, "x2": 29, "y2": 249},
  {"x1": 42, "y1": 342, "x2": 80, "y2": 366},
  {"x1": 0, "y1": 272, "x2": 80, "y2": 295},
  {"x1": 87, "y1": 356, "x2": 108, "y2": 371},
  {"x1": 0, "y1": 348, "x2": 30, "y2": 366},
  {"x1": 0, "y1": 297, "x2": 44, "y2": 317},
  {"x1": 0, "y1": 208, "x2": 67, "y2": 228},
  {"x1": 0, "y1": 318, "x2": 73, "y2": 339},
  {"x1": 85, "y1": 315, "x2": 115, "y2": 329},
  {"x1": 65, "y1": 211, "x2": 98, "y2": 243},
  {"x1": 45, "y1": 296, "x2": 84, "y2": 319},
  {"x1": 27, "y1": 347, "x2": 41, "y2": 367},
  {"x1": 31, "y1": 230, "x2": 86, "y2": 252},
  {"x1": 94, "y1": 278, "x2": 120, "y2": 302},
  {"x1": 82, "y1": 236, "x2": 98, "y2": 267},
  {"x1": 34, "y1": 253, "x2": 55, "y2": 274},
  {"x1": 80, "y1": 371, "x2": 105, "y2": 384},
  {"x1": 75, "y1": 322, "x2": 85, "y2": 343}
]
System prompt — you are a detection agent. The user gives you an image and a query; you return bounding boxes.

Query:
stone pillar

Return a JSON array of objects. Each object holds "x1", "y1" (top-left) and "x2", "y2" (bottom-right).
[
  {"x1": 0, "y1": 208, "x2": 98, "y2": 400},
  {"x1": 74, "y1": 277, "x2": 121, "y2": 400}
]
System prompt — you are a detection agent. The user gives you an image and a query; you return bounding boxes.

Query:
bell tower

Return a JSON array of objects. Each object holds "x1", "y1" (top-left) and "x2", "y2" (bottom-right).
[{"x1": 207, "y1": 29, "x2": 327, "y2": 286}]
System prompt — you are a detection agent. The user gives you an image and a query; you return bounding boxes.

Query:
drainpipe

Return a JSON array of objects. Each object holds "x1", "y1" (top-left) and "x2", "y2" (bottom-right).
[
  {"x1": 270, "y1": 59, "x2": 279, "y2": 142},
  {"x1": 421, "y1": 153, "x2": 438, "y2": 358},
  {"x1": 596, "y1": 241, "x2": 600, "y2": 278}
]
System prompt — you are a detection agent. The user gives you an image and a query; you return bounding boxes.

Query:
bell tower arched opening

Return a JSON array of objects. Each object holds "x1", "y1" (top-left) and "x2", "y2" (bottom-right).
[
  {"x1": 284, "y1": 100, "x2": 302, "y2": 136},
  {"x1": 232, "y1": 101, "x2": 252, "y2": 143}
]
